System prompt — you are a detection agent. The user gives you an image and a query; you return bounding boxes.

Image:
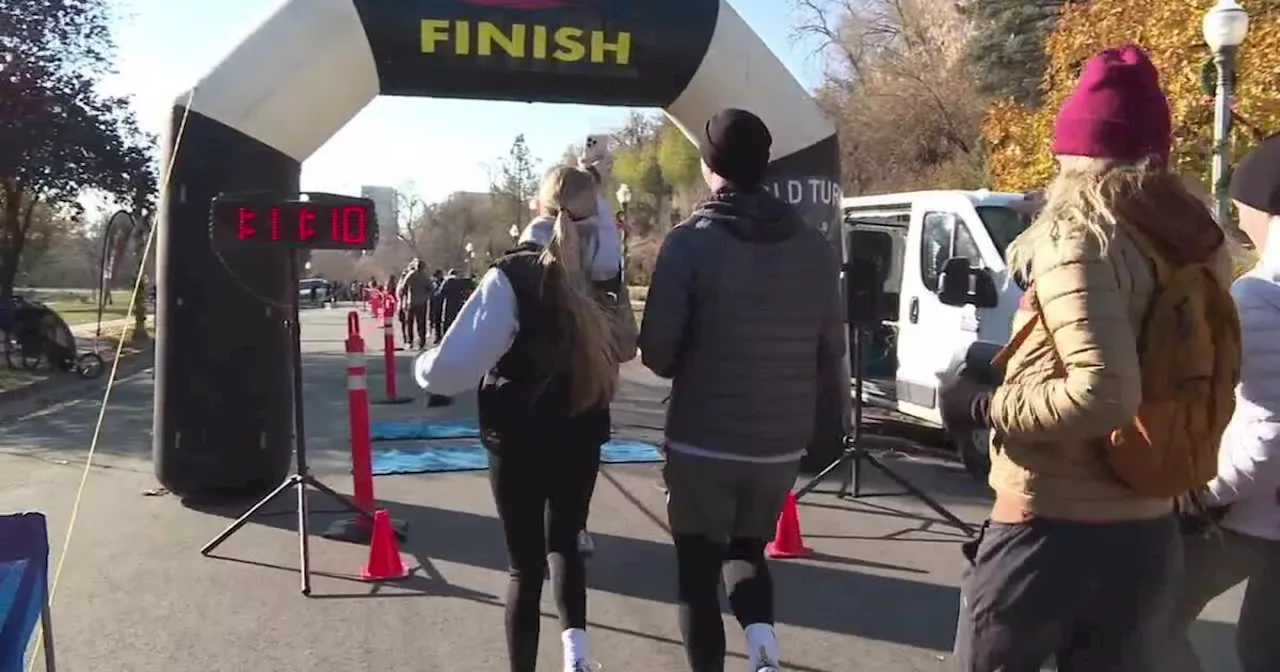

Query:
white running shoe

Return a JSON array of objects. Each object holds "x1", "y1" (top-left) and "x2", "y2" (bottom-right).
[
  {"x1": 577, "y1": 530, "x2": 595, "y2": 557},
  {"x1": 755, "y1": 645, "x2": 780, "y2": 672}
]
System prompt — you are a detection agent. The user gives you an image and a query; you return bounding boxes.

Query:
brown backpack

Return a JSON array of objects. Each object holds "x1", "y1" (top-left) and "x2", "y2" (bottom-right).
[{"x1": 996, "y1": 229, "x2": 1242, "y2": 497}]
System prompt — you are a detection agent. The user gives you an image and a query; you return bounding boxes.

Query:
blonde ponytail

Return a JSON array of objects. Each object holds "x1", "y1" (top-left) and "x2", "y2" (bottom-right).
[{"x1": 537, "y1": 167, "x2": 619, "y2": 413}]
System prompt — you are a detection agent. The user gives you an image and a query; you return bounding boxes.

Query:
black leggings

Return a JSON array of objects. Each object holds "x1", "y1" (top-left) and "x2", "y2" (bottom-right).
[
  {"x1": 399, "y1": 309, "x2": 412, "y2": 343},
  {"x1": 675, "y1": 535, "x2": 775, "y2": 672},
  {"x1": 429, "y1": 305, "x2": 443, "y2": 342},
  {"x1": 489, "y1": 441, "x2": 602, "y2": 672},
  {"x1": 408, "y1": 304, "x2": 428, "y2": 346}
]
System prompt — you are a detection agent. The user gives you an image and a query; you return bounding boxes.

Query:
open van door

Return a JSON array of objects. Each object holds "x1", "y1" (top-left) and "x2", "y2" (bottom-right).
[{"x1": 894, "y1": 193, "x2": 987, "y2": 425}]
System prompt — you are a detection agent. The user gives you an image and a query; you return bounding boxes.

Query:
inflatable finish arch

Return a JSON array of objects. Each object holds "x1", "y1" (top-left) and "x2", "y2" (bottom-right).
[{"x1": 154, "y1": 0, "x2": 843, "y2": 497}]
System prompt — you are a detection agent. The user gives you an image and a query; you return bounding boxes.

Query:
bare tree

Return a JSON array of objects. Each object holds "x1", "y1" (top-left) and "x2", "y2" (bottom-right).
[
  {"x1": 793, "y1": 0, "x2": 986, "y2": 194},
  {"x1": 415, "y1": 191, "x2": 497, "y2": 274},
  {"x1": 394, "y1": 183, "x2": 429, "y2": 254}
]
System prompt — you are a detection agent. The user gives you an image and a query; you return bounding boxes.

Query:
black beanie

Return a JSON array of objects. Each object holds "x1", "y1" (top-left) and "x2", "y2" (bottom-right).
[
  {"x1": 700, "y1": 109, "x2": 773, "y2": 189},
  {"x1": 1231, "y1": 134, "x2": 1280, "y2": 215}
]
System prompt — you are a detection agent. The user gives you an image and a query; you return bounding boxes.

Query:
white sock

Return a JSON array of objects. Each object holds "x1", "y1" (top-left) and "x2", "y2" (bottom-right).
[
  {"x1": 561, "y1": 628, "x2": 588, "y2": 668},
  {"x1": 744, "y1": 623, "x2": 779, "y2": 670}
]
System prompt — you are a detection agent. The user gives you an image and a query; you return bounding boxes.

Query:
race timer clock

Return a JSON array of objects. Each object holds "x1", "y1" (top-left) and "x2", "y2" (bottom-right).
[{"x1": 210, "y1": 192, "x2": 379, "y2": 250}]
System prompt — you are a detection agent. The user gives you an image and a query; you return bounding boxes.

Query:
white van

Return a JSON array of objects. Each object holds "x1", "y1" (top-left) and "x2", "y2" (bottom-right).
[{"x1": 843, "y1": 190, "x2": 1038, "y2": 476}]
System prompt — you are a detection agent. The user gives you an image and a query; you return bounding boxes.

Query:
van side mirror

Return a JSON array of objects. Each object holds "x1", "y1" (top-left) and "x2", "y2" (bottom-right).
[{"x1": 937, "y1": 257, "x2": 999, "y2": 309}]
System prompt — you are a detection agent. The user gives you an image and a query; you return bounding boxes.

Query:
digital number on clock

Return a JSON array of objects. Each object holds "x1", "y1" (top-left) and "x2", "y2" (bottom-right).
[{"x1": 210, "y1": 194, "x2": 380, "y2": 251}]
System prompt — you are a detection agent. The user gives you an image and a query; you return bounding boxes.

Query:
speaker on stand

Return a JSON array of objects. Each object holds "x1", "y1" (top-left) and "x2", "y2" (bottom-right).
[{"x1": 794, "y1": 255, "x2": 975, "y2": 536}]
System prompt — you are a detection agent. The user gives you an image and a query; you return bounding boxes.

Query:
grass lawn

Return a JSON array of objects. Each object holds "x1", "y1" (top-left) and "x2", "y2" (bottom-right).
[
  {"x1": 22, "y1": 290, "x2": 137, "y2": 326},
  {"x1": 0, "y1": 366, "x2": 50, "y2": 393}
]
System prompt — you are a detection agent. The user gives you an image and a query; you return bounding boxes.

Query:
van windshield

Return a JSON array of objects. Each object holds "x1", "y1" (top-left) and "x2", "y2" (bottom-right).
[{"x1": 976, "y1": 205, "x2": 1032, "y2": 257}]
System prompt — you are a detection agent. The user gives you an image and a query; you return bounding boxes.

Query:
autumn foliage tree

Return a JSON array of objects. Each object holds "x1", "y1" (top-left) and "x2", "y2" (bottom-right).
[{"x1": 983, "y1": 0, "x2": 1280, "y2": 193}]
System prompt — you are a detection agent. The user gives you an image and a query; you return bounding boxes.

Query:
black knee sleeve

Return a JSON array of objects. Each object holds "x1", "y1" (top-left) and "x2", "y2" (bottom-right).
[{"x1": 724, "y1": 537, "x2": 773, "y2": 627}]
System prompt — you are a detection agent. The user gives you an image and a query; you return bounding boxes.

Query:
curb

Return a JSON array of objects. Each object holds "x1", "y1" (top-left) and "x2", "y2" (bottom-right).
[{"x1": 0, "y1": 346, "x2": 155, "y2": 425}]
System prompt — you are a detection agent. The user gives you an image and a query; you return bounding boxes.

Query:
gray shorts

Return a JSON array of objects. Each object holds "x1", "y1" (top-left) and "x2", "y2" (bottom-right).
[
  {"x1": 953, "y1": 516, "x2": 1181, "y2": 672},
  {"x1": 662, "y1": 450, "x2": 799, "y2": 544}
]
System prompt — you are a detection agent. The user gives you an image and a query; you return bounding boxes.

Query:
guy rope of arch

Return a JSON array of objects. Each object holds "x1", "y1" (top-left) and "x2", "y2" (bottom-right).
[{"x1": 22, "y1": 89, "x2": 198, "y2": 672}]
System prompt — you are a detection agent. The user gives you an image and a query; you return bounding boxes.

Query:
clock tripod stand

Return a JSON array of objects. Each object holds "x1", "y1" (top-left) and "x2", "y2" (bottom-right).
[
  {"x1": 199, "y1": 192, "x2": 384, "y2": 595},
  {"x1": 794, "y1": 257, "x2": 975, "y2": 537}
]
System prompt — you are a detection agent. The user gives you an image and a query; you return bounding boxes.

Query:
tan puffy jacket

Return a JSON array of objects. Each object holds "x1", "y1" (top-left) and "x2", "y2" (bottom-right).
[{"x1": 988, "y1": 225, "x2": 1233, "y2": 523}]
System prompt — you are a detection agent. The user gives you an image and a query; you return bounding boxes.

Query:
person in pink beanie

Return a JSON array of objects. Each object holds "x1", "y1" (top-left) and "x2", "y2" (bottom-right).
[{"x1": 942, "y1": 45, "x2": 1238, "y2": 671}]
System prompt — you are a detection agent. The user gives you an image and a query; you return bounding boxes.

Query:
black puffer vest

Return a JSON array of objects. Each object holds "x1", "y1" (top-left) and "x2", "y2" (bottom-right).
[{"x1": 477, "y1": 243, "x2": 611, "y2": 451}]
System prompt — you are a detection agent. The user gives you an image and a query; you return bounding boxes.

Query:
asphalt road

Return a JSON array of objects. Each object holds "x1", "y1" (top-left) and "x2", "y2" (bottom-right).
[{"x1": 0, "y1": 304, "x2": 1246, "y2": 671}]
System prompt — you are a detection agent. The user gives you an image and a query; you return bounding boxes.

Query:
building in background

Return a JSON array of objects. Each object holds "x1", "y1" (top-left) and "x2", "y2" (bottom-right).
[{"x1": 361, "y1": 185, "x2": 399, "y2": 235}]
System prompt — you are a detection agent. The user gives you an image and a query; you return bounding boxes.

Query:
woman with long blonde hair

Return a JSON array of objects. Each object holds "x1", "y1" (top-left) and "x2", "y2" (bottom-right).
[
  {"x1": 939, "y1": 45, "x2": 1237, "y2": 670},
  {"x1": 415, "y1": 165, "x2": 636, "y2": 672}
]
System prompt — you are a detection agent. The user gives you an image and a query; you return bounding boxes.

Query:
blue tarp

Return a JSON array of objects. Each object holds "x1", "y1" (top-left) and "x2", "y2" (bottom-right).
[
  {"x1": 371, "y1": 439, "x2": 663, "y2": 475},
  {"x1": 0, "y1": 512, "x2": 50, "y2": 672},
  {"x1": 369, "y1": 419, "x2": 480, "y2": 442}
]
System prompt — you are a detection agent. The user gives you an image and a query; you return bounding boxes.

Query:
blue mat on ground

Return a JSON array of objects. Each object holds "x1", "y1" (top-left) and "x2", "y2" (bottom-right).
[
  {"x1": 370, "y1": 418, "x2": 480, "y2": 441},
  {"x1": 371, "y1": 439, "x2": 663, "y2": 475}
]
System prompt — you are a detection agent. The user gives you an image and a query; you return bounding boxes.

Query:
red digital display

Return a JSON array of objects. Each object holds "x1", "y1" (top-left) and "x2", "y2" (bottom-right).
[{"x1": 210, "y1": 194, "x2": 379, "y2": 251}]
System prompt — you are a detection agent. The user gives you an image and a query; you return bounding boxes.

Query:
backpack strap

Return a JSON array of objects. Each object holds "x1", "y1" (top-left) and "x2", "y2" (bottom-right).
[
  {"x1": 992, "y1": 290, "x2": 1044, "y2": 370},
  {"x1": 1119, "y1": 225, "x2": 1172, "y2": 286}
]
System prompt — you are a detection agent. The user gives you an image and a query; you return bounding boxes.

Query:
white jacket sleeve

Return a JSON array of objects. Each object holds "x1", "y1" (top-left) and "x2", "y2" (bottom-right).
[
  {"x1": 1205, "y1": 275, "x2": 1280, "y2": 505},
  {"x1": 413, "y1": 268, "x2": 518, "y2": 397}
]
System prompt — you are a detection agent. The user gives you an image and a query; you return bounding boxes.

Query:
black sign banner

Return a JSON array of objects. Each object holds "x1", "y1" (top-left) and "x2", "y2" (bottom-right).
[{"x1": 352, "y1": 0, "x2": 719, "y2": 106}]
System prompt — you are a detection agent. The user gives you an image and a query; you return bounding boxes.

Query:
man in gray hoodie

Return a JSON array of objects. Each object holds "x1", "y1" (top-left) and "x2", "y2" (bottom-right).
[{"x1": 640, "y1": 109, "x2": 844, "y2": 672}]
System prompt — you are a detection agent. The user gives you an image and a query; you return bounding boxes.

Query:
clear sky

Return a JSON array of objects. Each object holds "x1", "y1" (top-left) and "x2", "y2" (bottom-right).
[{"x1": 100, "y1": 0, "x2": 829, "y2": 204}]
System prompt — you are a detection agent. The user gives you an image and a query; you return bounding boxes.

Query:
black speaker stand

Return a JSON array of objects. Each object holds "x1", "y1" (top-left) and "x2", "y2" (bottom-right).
[
  {"x1": 200, "y1": 252, "x2": 373, "y2": 595},
  {"x1": 795, "y1": 326, "x2": 975, "y2": 537}
]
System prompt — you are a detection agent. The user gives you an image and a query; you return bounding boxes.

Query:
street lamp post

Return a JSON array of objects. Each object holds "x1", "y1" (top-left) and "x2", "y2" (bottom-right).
[
  {"x1": 1203, "y1": 0, "x2": 1250, "y2": 227},
  {"x1": 615, "y1": 184, "x2": 632, "y2": 279}
]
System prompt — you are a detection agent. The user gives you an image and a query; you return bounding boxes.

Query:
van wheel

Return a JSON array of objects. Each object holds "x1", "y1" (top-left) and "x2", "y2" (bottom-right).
[{"x1": 956, "y1": 429, "x2": 991, "y2": 483}]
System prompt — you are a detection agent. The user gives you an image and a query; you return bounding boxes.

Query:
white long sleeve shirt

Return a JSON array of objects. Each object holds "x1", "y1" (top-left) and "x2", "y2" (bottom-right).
[
  {"x1": 1205, "y1": 216, "x2": 1280, "y2": 541},
  {"x1": 413, "y1": 268, "x2": 518, "y2": 397},
  {"x1": 414, "y1": 211, "x2": 623, "y2": 396}
]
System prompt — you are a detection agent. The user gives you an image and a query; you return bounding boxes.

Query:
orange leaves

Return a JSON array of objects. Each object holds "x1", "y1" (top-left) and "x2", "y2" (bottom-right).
[
  {"x1": 985, "y1": 0, "x2": 1280, "y2": 192},
  {"x1": 981, "y1": 98, "x2": 1057, "y2": 191}
]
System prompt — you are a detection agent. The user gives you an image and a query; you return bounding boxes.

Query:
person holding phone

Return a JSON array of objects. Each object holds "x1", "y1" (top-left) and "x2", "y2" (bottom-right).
[
  {"x1": 415, "y1": 166, "x2": 637, "y2": 672},
  {"x1": 521, "y1": 135, "x2": 627, "y2": 558}
]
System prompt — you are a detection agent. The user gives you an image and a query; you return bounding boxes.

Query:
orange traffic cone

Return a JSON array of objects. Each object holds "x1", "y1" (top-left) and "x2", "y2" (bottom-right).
[
  {"x1": 766, "y1": 492, "x2": 812, "y2": 559},
  {"x1": 361, "y1": 509, "x2": 410, "y2": 581}
]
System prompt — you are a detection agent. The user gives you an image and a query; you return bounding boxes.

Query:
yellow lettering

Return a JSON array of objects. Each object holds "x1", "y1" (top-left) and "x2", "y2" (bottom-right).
[
  {"x1": 591, "y1": 30, "x2": 631, "y2": 65},
  {"x1": 455, "y1": 19, "x2": 471, "y2": 55},
  {"x1": 552, "y1": 27, "x2": 586, "y2": 62},
  {"x1": 421, "y1": 19, "x2": 632, "y2": 66},
  {"x1": 420, "y1": 19, "x2": 450, "y2": 54},
  {"x1": 531, "y1": 25, "x2": 548, "y2": 59},
  {"x1": 478, "y1": 22, "x2": 526, "y2": 57}
]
